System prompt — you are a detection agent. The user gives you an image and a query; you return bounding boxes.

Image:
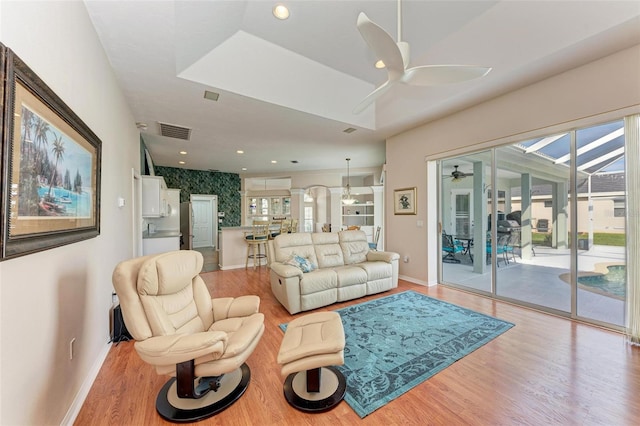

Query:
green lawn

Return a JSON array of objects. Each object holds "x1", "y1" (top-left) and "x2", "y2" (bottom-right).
[
  {"x1": 593, "y1": 233, "x2": 625, "y2": 246},
  {"x1": 531, "y1": 232, "x2": 625, "y2": 247}
]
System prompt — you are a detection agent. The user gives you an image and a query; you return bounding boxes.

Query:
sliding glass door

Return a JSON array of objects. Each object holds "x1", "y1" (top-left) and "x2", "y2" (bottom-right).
[
  {"x1": 575, "y1": 120, "x2": 626, "y2": 326},
  {"x1": 493, "y1": 137, "x2": 571, "y2": 313},
  {"x1": 439, "y1": 117, "x2": 630, "y2": 328},
  {"x1": 440, "y1": 152, "x2": 492, "y2": 294}
]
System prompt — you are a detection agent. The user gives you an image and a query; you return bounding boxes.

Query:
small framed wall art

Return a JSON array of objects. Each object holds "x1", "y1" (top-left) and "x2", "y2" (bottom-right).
[{"x1": 393, "y1": 187, "x2": 417, "y2": 215}]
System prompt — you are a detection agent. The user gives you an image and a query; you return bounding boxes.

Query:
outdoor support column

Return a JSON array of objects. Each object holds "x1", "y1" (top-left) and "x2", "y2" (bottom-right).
[
  {"x1": 329, "y1": 187, "x2": 343, "y2": 231},
  {"x1": 504, "y1": 187, "x2": 512, "y2": 216},
  {"x1": 473, "y1": 161, "x2": 487, "y2": 274},
  {"x1": 520, "y1": 174, "x2": 533, "y2": 260},
  {"x1": 290, "y1": 188, "x2": 305, "y2": 232},
  {"x1": 552, "y1": 182, "x2": 568, "y2": 249}
]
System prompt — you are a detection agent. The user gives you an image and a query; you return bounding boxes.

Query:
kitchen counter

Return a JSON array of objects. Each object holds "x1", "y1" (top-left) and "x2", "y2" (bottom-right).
[
  {"x1": 142, "y1": 230, "x2": 181, "y2": 255},
  {"x1": 142, "y1": 230, "x2": 181, "y2": 239}
]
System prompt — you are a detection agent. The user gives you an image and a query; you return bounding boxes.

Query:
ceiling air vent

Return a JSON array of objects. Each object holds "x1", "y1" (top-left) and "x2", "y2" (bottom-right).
[{"x1": 158, "y1": 122, "x2": 192, "y2": 141}]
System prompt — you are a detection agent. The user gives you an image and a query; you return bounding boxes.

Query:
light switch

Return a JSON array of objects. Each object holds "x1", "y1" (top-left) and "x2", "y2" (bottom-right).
[
  {"x1": 117, "y1": 197, "x2": 126, "y2": 208},
  {"x1": 417, "y1": 220, "x2": 423, "y2": 227}
]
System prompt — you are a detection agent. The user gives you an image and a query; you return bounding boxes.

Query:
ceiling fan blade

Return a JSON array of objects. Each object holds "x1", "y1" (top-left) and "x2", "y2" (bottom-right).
[
  {"x1": 357, "y1": 12, "x2": 405, "y2": 77},
  {"x1": 353, "y1": 80, "x2": 395, "y2": 114},
  {"x1": 403, "y1": 65, "x2": 492, "y2": 86}
]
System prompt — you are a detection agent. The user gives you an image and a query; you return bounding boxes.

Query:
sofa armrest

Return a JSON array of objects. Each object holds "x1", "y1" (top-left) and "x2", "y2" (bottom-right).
[
  {"x1": 367, "y1": 250, "x2": 400, "y2": 263},
  {"x1": 212, "y1": 295, "x2": 260, "y2": 321},
  {"x1": 134, "y1": 331, "x2": 227, "y2": 366},
  {"x1": 270, "y1": 262, "x2": 303, "y2": 278}
]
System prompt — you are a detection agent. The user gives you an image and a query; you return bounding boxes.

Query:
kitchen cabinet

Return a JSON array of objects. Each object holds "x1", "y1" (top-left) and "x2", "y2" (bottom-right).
[
  {"x1": 247, "y1": 196, "x2": 290, "y2": 222},
  {"x1": 142, "y1": 176, "x2": 168, "y2": 217}
]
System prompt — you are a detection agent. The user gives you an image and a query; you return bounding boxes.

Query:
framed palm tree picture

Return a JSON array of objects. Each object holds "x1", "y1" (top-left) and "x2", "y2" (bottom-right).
[{"x1": 0, "y1": 43, "x2": 101, "y2": 260}]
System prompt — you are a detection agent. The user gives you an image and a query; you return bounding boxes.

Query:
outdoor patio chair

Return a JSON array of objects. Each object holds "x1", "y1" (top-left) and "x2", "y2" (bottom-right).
[
  {"x1": 486, "y1": 234, "x2": 511, "y2": 266},
  {"x1": 443, "y1": 232, "x2": 465, "y2": 263},
  {"x1": 536, "y1": 219, "x2": 549, "y2": 233},
  {"x1": 505, "y1": 233, "x2": 519, "y2": 262}
]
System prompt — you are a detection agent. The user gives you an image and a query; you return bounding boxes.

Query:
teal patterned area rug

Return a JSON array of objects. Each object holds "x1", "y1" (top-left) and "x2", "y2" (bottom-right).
[{"x1": 281, "y1": 290, "x2": 514, "y2": 418}]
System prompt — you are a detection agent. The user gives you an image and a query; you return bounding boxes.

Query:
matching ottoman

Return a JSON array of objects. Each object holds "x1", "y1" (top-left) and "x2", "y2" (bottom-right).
[{"x1": 277, "y1": 311, "x2": 346, "y2": 412}]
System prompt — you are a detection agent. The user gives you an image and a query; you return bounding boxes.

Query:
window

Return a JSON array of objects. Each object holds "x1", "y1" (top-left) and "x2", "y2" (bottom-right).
[{"x1": 304, "y1": 206, "x2": 313, "y2": 232}]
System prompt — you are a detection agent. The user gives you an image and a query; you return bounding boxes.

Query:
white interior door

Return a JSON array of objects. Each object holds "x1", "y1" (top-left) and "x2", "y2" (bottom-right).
[{"x1": 190, "y1": 195, "x2": 217, "y2": 249}]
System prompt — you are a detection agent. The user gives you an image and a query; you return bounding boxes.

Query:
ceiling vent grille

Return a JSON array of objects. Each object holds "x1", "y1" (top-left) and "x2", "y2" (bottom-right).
[{"x1": 158, "y1": 122, "x2": 192, "y2": 140}]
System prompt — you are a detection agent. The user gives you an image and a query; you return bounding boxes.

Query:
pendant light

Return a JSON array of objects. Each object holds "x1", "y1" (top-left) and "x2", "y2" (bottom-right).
[{"x1": 342, "y1": 158, "x2": 356, "y2": 205}]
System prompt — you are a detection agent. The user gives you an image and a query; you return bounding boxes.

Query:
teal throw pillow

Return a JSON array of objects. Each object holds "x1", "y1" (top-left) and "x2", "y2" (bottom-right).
[{"x1": 284, "y1": 254, "x2": 316, "y2": 273}]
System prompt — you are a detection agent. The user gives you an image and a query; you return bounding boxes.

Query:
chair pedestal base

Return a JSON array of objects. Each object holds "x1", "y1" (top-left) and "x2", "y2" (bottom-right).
[
  {"x1": 156, "y1": 363, "x2": 250, "y2": 423},
  {"x1": 283, "y1": 366, "x2": 346, "y2": 413}
]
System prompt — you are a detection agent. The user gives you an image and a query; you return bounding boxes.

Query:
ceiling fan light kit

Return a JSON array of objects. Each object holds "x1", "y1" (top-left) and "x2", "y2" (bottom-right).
[
  {"x1": 354, "y1": 0, "x2": 492, "y2": 114},
  {"x1": 450, "y1": 165, "x2": 467, "y2": 182}
]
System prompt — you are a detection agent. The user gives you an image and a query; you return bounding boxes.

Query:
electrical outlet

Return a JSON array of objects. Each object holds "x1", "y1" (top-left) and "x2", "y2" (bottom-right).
[{"x1": 69, "y1": 338, "x2": 76, "y2": 360}]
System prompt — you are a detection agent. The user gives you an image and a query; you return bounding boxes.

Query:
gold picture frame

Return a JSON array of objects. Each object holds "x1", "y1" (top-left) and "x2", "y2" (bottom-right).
[
  {"x1": 0, "y1": 43, "x2": 101, "y2": 260},
  {"x1": 394, "y1": 187, "x2": 417, "y2": 215}
]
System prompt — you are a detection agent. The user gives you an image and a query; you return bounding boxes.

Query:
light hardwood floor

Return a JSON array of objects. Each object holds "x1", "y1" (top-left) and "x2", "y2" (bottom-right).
[{"x1": 76, "y1": 267, "x2": 640, "y2": 425}]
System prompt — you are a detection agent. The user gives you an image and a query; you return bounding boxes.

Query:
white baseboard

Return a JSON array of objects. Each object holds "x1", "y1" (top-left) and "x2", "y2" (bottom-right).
[
  {"x1": 220, "y1": 263, "x2": 247, "y2": 270},
  {"x1": 398, "y1": 275, "x2": 432, "y2": 286},
  {"x1": 61, "y1": 341, "x2": 112, "y2": 426},
  {"x1": 220, "y1": 262, "x2": 270, "y2": 270}
]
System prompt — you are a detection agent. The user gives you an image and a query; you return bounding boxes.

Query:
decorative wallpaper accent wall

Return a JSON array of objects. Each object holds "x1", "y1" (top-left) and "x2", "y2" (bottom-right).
[{"x1": 155, "y1": 166, "x2": 241, "y2": 226}]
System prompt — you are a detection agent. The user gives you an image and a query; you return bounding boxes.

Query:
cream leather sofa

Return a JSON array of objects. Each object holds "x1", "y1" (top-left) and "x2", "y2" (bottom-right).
[{"x1": 268, "y1": 230, "x2": 399, "y2": 314}]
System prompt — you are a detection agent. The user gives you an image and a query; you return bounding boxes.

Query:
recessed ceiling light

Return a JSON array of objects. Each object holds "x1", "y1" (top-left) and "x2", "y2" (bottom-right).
[
  {"x1": 271, "y1": 160, "x2": 277, "y2": 164},
  {"x1": 242, "y1": 167, "x2": 247, "y2": 171},
  {"x1": 291, "y1": 160, "x2": 299, "y2": 164},
  {"x1": 178, "y1": 161, "x2": 185, "y2": 165},
  {"x1": 375, "y1": 60, "x2": 385, "y2": 69},
  {"x1": 273, "y1": 4, "x2": 289, "y2": 20},
  {"x1": 179, "y1": 151, "x2": 187, "y2": 155},
  {"x1": 237, "y1": 150, "x2": 244, "y2": 154}
]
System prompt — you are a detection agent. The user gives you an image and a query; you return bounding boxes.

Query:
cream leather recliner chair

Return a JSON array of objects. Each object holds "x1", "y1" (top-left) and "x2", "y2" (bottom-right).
[{"x1": 112, "y1": 250, "x2": 265, "y2": 422}]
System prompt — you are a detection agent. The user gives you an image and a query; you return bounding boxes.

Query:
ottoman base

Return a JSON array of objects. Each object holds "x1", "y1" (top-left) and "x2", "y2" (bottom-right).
[{"x1": 283, "y1": 366, "x2": 346, "y2": 412}]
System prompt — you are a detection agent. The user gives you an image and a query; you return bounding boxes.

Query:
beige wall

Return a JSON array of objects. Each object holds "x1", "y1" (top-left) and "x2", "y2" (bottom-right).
[
  {"x1": 385, "y1": 45, "x2": 640, "y2": 285},
  {"x1": 0, "y1": 2, "x2": 139, "y2": 424}
]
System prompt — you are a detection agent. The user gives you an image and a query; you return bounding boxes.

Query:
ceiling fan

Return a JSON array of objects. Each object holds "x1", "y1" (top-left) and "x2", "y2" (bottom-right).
[
  {"x1": 449, "y1": 165, "x2": 469, "y2": 182},
  {"x1": 354, "y1": 0, "x2": 492, "y2": 114}
]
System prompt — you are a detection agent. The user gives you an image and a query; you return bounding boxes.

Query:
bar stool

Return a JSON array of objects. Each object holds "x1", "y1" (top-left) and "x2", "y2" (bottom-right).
[
  {"x1": 244, "y1": 220, "x2": 270, "y2": 269},
  {"x1": 270, "y1": 219, "x2": 290, "y2": 240}
]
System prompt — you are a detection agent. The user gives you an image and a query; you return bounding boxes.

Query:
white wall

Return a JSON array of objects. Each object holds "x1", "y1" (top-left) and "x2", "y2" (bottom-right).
[
  {"x1": 0, "y1": 2, "x2": 139, "y2": 424},
  {"x1": 385, "y1": 45, "x2": 640, "y2": 284}
]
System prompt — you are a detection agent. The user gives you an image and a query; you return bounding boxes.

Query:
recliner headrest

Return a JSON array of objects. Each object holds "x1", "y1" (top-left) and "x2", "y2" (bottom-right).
[{"x1": 137, "y1": 250, "x2": 204, "y2": 296}]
